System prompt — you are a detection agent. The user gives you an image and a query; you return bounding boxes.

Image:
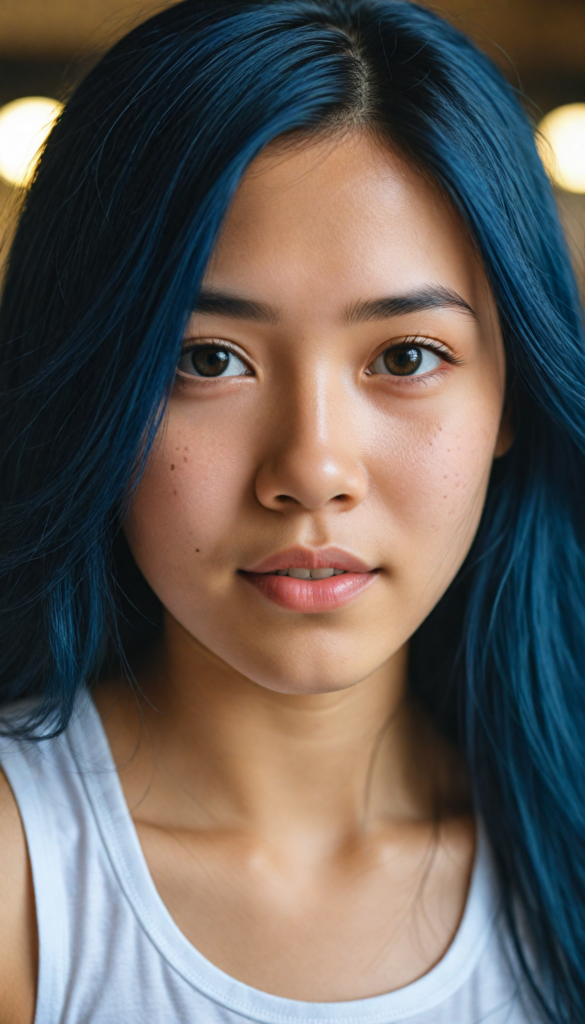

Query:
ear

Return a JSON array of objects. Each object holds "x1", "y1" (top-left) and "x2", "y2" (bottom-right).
[{"x1": 494, "y1": 396, "x2": 514, "y2": 458}]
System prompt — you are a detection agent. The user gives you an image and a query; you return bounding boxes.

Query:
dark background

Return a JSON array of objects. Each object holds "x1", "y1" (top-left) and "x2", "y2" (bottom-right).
[
  {"x1": 0, "y1": 0, "x2": 583, "y2": 279},
  {"x1": 0, "y1": 0, "x2": 583, "y2": 113}
]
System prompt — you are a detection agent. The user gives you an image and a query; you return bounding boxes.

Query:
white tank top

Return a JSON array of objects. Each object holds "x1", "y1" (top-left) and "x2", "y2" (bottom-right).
[{"x1": 0, "y1": 693, "x2": 533, "y2": 1024}]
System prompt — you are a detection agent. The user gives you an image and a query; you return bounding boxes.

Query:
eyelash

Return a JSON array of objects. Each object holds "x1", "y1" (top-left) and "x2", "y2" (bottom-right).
[
  {"x1": 366, "y1": 337, "x2": 459, "y2": 380},
  {"x1": 176, "y1": 336, "x2": 459, "y2": 385},
  {"x1": 176, "y1": 341, "x2": 252, "y2": 383}
]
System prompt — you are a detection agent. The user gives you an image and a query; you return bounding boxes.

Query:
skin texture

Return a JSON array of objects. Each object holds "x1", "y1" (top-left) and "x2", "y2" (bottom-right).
[
  {"x1": 0, "y1": 131, "x2": 512, "y2": 1013},
  {"x1": 125, "y1": 134, "x2": 508, "y2": 699},
  {"x1": 0, "y1": 771, "x2": 37, "y2": 1024}
]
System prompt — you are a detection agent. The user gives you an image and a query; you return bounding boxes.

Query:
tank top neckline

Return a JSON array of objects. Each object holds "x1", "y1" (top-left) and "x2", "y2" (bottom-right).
[{"x1": 66, "y1": 692, "x2": 497, "y2": 1024}]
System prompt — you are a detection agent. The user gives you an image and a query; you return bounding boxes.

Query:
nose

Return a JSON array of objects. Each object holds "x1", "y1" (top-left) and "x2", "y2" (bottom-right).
[{"x1": 254, "y1": 375, "x2": 368, "y2": 513}]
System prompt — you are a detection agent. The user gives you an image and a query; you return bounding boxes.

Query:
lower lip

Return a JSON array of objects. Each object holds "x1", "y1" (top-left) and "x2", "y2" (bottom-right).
[{"x1": 239, "y1": 571, "x2": 377, "y2": 612}]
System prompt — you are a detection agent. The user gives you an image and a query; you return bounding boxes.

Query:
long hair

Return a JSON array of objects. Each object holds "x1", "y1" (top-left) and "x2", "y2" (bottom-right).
[{"x1": 0, "y1": 1, "x2": 583, "y2": 1018}]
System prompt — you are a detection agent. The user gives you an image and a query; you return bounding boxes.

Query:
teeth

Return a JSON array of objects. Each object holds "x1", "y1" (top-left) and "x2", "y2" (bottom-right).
[{"x1": 274, "y1": 567, "x2": 346, "y2": 579}]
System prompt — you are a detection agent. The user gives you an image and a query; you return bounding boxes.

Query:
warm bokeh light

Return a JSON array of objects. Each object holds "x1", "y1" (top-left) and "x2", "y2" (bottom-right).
[
  {"x1": 538, "y1": 103, "x2": 585, "y2": 194},
  {"x1": 0, "y1": 96, "x2": 63, "y2": 189}
]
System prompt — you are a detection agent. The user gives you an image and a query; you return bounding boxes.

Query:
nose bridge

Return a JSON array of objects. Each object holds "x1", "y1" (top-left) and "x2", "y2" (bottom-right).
[
  {"x1": 255, "y1": 358, "x2": 367, "y2": 512},
  {"x1": 295, "y1": 360, "x2": 332, "y2": 453}
]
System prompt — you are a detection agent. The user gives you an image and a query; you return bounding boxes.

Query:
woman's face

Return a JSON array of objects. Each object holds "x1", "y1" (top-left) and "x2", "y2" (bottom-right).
[{"x1": 125, "y1": 132, "x2": 509, "y2": 694}]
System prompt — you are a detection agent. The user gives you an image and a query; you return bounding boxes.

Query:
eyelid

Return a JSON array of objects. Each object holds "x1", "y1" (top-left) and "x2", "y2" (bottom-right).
[
  {"x1": 179, "y1": 338, "x2": 255, "y2": 375},
  {"x1": 367, "y1": 335, "x2": 461, "y2": 369},
  {"x1": 181, "y1": 336, "x2": 246, "y2": 356}
]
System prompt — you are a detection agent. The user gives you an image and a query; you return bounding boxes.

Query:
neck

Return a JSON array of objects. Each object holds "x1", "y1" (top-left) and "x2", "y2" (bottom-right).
[{"x1": 99, "y1": 613, "x2": 465, "y2": 856}]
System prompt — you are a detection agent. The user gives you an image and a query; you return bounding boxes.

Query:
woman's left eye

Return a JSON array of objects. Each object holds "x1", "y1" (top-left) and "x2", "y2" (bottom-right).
[
  {"x1": 177, "y1": 344, "x2": 250, "y2": 378},
  {"x1": 368, "y1": 344, "x2": 443, "y2": 377}
]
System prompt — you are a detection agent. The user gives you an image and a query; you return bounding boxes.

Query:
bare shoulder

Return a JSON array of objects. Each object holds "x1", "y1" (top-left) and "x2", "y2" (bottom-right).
[{"x1": 0, "y1": 768, "x2": 37, "y2": 1024}]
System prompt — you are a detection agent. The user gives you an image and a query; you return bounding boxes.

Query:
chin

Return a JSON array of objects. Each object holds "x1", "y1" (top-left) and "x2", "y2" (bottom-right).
[
  {"x1": 245, "y1": 656, "x2": 377, "y2": 697},
  {"x1": 264, "y1": 675, "x2": 359, "y2": 696}
]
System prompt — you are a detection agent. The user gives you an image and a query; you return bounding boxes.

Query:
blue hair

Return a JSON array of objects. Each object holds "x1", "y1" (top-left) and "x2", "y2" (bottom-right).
[{"x1": 1, "y1": 1, "x2": 584, "y2": 1018}]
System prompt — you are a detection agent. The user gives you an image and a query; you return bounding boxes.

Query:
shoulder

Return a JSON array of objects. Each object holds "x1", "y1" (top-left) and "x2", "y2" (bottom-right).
[{"x1": 0, "y1": 767, "x2": 37, "y2": 1024}]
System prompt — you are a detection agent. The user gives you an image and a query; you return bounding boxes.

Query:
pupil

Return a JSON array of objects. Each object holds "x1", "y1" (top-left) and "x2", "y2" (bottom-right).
[
  {"x1": 384, "y1": 347, "x2": 422, "y2": 376},
  {"x1": 191, "y1": 347, "x2": 230, "y2": 377}
]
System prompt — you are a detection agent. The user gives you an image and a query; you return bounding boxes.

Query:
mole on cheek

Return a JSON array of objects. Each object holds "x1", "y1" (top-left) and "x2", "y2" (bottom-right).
[{"x1": 171, "y1": 464, "x2": 175, "y2": 471}]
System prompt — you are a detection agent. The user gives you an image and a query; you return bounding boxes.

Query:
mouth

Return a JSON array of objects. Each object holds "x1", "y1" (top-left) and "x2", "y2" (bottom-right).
[{"x1": 239, "y1": 547, "x2": 379, "y2": 613}]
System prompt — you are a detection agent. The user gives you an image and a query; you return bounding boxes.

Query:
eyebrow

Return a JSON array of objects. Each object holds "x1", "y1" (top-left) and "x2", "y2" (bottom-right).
[
  {"x1": 343, "y1": 286, "x2": 478, "y2": 323},
  {"x1": 193, "y1": 290, "x2": 279, "y2": 325},
  {"x1": 192, "y1": 284, "x2": 477, "y2": 326}
]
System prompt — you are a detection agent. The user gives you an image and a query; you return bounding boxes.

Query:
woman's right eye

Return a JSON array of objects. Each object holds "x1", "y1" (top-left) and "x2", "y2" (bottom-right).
[{"x1": 177, "y1": 344, "x2": 251, "y2": 379}]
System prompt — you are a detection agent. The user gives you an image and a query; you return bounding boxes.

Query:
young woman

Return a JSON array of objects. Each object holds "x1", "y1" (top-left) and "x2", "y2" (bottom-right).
[{"x1": 0, "y1": 1, "x2": 583, "y2": 1021}]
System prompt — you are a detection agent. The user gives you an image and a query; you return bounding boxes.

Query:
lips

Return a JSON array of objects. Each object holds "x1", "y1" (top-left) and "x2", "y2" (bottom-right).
[
  {"x1": 239, "y1": 547, "x2": 378, "y2": 613},
  {"x1": 244, "y1": 546, "x2": 372, "y2": 575}
]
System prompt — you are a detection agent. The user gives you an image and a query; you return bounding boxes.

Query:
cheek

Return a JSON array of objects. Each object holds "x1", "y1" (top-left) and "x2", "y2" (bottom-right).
[
  {"x1": 124, "y1": 409, "x2": 254, "y2": 594},
  {"x1": 369, "y1": 391, "x2": 501, "y2": 597},
  {"x1": 392, "y1": 422, "x2": 492, "y2": 526}
]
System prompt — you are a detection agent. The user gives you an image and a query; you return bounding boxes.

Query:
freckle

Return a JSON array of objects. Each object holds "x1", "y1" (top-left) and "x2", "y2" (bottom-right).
[
  {"x1": 173, "y1": 490, "x2": 177, "y2": 496},
  {"x1": 171, "y1": 464, "x2": 175, "y2": 470},
  {"x1": 443, "y1": 494, "x2": 447, "y2": 499},
  {"x1": 196, "y1": 548, "x2": 200, "y2": 553}
]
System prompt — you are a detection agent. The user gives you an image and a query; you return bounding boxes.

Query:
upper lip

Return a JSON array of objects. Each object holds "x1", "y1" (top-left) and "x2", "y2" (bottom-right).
[{"x1": 243, "y1": 546, "x2": 374, "y2": 574}]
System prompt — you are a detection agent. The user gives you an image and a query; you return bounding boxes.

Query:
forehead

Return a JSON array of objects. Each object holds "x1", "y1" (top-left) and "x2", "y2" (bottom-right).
[{"x1": 205, "y1": 131, "x2": 486, "y2": 315}]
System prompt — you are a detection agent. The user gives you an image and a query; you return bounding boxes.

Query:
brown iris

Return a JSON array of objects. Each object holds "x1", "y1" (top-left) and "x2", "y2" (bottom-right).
[
  {"x1": 384, "y1": 346, "x2": 423, "y2": 376},
  {"x1": 189, "y1": 346, "x2": 230, "y2": 377}
]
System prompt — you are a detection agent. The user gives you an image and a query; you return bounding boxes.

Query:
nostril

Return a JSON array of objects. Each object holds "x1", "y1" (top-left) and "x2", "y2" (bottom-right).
[{"x1": 275, "y1": 492, "x2": 349, "y2": 505}]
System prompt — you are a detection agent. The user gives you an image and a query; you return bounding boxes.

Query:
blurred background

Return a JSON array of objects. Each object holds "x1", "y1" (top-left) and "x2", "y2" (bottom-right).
[{"x1": 0, "y1": 0, "x2": 584, "y2": 288}]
